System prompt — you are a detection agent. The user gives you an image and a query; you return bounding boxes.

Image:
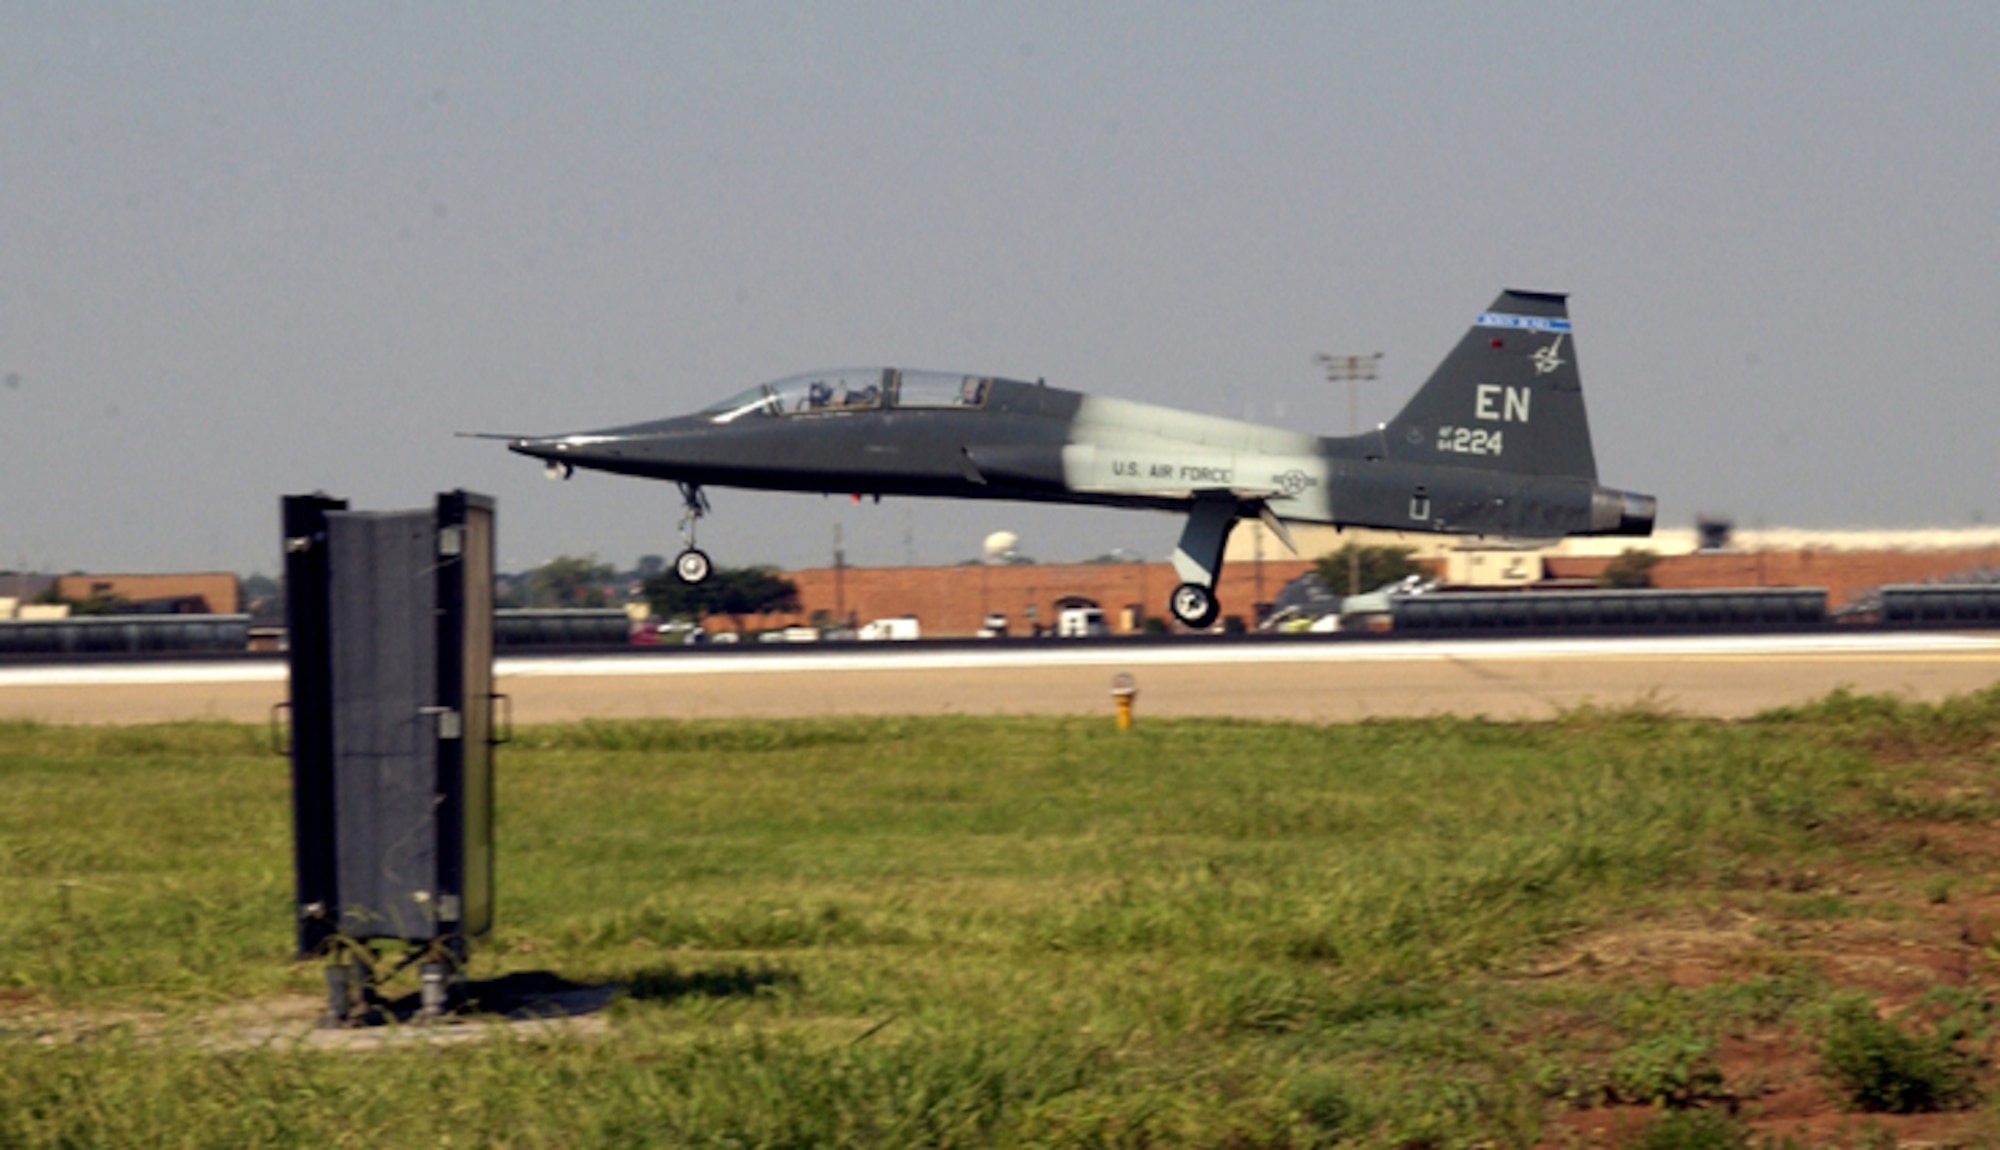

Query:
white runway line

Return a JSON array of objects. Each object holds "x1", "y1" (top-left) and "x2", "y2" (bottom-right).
[
  {"x1": 0, "y1": 661, "x2": 288, "y2": 688},
  {"x1": 498, "y1": 633, "x2": 2000, "y2": 677},
  {"x1": 6, "y1": 632, "x2": 1998, "y2": 689}
]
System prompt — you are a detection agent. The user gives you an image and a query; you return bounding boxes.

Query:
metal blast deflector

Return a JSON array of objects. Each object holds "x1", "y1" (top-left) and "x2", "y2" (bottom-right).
[{"x1": 281, "y1": 490, "x2": 500, "y2": 1024}]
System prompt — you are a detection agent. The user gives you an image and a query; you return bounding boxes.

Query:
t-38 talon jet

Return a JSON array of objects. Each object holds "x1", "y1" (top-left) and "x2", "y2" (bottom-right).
[{"x1": 484, "y1": 290, "x2": 1654, "y2": 628}]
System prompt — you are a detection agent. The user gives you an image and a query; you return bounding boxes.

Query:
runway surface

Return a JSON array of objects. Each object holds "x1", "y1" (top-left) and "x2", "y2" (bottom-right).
[{"x1": 4, "y1": 633, "x2": 1998, "y2": 725}]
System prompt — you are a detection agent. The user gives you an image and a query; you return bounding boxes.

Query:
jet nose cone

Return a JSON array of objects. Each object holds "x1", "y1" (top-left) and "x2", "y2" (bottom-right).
[
  {"x1": 506, "y1": 436, "x2": 562, "y2": 461},
  {"x1": 507, "y1": 435, "x2": 589, "y2": 480}
]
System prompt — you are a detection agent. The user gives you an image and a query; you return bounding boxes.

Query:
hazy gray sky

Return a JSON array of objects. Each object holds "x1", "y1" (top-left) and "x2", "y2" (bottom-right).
[{"x1": 5, "y1": 4, "x2": 1997, "y2": 575}]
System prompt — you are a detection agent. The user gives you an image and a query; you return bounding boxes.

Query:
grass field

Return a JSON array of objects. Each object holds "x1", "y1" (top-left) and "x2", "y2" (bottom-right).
[{"x1": 4, "y1": 689, "x2": 2000, "y2": 1147}]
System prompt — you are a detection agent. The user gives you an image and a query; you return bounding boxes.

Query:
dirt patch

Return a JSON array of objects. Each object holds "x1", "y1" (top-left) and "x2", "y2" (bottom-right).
[
  {"x1": 1529, "y1": 809, "x2": 2000, "y2": 1148},
  {"x1": 0, "y1": 976, "x2": 619, "y2": 1053},
  {"x1": 209, "y1": 993, "x2": 612, "y2": 1052},
  {"x1": 1515, "y1": 909, "x2": 1768, "y2": 988}
]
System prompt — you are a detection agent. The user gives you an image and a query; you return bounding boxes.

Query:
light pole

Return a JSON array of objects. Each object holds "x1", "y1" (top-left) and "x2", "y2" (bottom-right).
[
  {"x1": 1315, "y1": 352, "x2": 1383, "y2": 596},
  {"x1": 1253, "y1": 518, "x2": 1264, "y2": 622},
  {"x1": 833, "y1": 520, "x2": 848, "y2": 626}
]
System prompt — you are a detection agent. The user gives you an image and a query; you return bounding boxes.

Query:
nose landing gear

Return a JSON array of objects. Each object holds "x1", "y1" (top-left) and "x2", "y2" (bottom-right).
[
  {"x1": 675, "y1": 548, "x2": 711, "y2": 584},
  {"x1": 673, "y1": 482, "x2": 712, "y2": 585}
]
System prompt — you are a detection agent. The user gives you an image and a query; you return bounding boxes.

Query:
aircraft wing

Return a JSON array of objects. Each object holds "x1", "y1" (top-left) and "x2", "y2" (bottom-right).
[
  {"x1": 1122, "y1": 489, "x2": 1301, "y2": 555},
  {"x1": 1101, "y1": 484, "x2": 1283, "y2": 502},
  {"x1": 1070, "y1": 481, "x2": 1302, "y2": 557}
]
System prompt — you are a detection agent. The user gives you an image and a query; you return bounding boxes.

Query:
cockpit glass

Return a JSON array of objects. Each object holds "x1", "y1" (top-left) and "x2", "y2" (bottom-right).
[
  {"x1": 896, "y1": 371, "x2": 990, "y2": 408},
  {"x1": 701, "y1": 385, "x2": 779, "y2": 424},
  {"x1": 764, "y1": 370, "x2": 887, "y2": 415}
]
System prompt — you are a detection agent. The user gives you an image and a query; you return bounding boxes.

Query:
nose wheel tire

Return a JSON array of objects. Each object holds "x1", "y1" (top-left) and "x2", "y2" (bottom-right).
[
  {"x1": 1169, "y1": 582, "x2": 1220, "y2": 629},
  {"x1": 675, "y1": 548, "x2": 713, "y2": 585}
]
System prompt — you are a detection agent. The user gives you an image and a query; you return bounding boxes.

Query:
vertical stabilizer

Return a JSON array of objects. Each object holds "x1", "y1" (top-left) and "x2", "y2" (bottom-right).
[{"x1": 1383, "y1": 290, "x2": 1597, "y2": 480}]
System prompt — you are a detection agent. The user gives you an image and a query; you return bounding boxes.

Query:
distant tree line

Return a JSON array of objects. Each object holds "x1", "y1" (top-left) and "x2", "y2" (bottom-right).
[
  {"x1": 528, "y1": 555, "x2": 617, "y2": 608},
  {"x1": 1598, "y1": 549, "x2": 1659, "y2": 589},
  {"x1": 31, "y1": 583, "x2": 127, "y2": 616},
  {"x1": 1314, "y1": 543, "x2": 1425, "y2": 597},
  {"x1": 643, "y1": 567, "x2": 799, "y2": 633}
]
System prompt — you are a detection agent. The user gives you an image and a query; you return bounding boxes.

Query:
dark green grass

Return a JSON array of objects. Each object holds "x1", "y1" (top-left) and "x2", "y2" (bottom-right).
[{"x1": 3, "y1": 692, "x2": 1997, "y2": 1147}]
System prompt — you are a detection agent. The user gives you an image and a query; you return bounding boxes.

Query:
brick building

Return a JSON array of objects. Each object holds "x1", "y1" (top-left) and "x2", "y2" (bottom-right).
[
  {"x1": 731, "y1": 559, "x2": 1319, "y2": 636},
  {"x1": 1547, "y1": 548, "x2": 2000, "y2": 610},
  {"x1": 725, "y1": 529, "x2": 2000, "y2": 635},
  {"x1": 53, "y1": 573, "x2": 241, "y2": 615}
]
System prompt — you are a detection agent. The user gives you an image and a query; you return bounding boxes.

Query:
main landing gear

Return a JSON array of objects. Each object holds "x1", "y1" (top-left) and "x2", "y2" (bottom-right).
[
  {"x1": 1165, "y1": 498, "x2": 1297, "y2": 630},
  {"x1": 1169, "y1": 582, "x2": 1220, "y2": 629},
  {"x1": 673, "y1": 482, "x2": 712, "y2": 585},
  {"x1": 1166, "y1": 496, "x2": 1235, "y2": 629}
]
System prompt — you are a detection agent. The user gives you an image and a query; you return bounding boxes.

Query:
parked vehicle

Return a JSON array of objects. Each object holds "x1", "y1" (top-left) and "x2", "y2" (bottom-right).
[
  {"x1": 858, "y1": 616, "x2": 921, "y2": 641},
  {"x1": 758, "y1": 625, "x2": 821, "y2": 643},
  {"x1": 1056, "y1": 606, "x2": 1108, "y2": 637},
  {"x1": 1340, "y1": 575, "x2": 1438, "y2": 626}
]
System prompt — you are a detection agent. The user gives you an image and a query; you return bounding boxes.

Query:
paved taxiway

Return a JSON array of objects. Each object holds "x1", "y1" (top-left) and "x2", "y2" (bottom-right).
[{"x1": 3, "y1": 633, "x2": 1997, "y2": 725}]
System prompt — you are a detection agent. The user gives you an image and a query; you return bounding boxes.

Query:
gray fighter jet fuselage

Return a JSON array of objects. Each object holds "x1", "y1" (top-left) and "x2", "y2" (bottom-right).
[{"x1": 498, "y1": 290, "x2": 1654, "y2": 627}]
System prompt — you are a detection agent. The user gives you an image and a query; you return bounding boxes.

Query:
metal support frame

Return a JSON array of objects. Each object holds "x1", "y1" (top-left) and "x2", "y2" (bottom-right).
[{"x1": 676, "y1": 481, "x2": 708, "y2": 550}]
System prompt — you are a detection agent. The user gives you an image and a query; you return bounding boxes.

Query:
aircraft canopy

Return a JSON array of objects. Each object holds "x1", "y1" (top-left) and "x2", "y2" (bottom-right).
[{"x1": 702, "y1": 369, "x2": 993, "y2": 423}]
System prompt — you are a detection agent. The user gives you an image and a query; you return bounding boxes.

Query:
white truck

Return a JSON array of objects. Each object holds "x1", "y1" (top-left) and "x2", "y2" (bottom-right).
[
  {"x1": 1056, "y1": 606, "x2": 1108, "y2": 637},
  {"x1": 858, "y1": 616, "x2": 922, "y2": 641}
]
